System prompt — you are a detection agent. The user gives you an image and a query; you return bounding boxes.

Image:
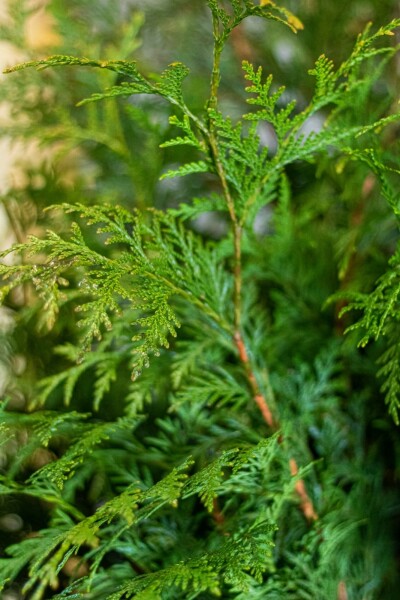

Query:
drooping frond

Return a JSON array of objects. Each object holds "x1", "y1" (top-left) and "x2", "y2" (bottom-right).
[
  {"x1": 109, "y1": 521, "x2": 276, "y2": 599},
  {"x1": 4, "y1": 57, "x2": 191, "y2": 110},
  {"x1": 0, "y1": 204, "x2": 231, "y2": 378},
  {"x1": 1, "y1": 438, "x2": 288, "y2": 598}
]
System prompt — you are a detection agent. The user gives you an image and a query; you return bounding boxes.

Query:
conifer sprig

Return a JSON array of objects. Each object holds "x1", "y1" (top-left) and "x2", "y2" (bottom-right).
[
  {"x1": 0, "y1": 204, "x2": 232, "y2": 377},
  {"x1": 339, "y1": 248, "x2": 400, "y2": 423}
]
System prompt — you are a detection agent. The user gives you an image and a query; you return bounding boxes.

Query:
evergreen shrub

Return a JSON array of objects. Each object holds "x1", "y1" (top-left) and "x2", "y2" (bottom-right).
[{"x1": 0, "y1": 1, "x2": 400, "y2": 598}]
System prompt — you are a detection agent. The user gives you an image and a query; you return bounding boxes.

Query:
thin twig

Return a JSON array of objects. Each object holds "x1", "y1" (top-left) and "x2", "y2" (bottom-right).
[
  {"x1": 234, "y1": 331, "x2": 318, "y2": 522},
  {"x1": 234, "y1": 332, "x2": 275, "y2": 428},
  {"x1": 206, "y1": 18, "x2": 243, "y2": 333},
  {"x1": 337, "y1": 580, "x2": 348, "y2": 600},
  {"x1": 212, "y1": 498, "x2": 226, "y2": 528},
  {"x1": 289, "y1": 458, "x2": 318, "y2": 522}
]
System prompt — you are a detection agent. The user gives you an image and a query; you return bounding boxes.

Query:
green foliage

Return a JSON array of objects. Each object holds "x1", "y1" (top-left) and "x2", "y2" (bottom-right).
[
  {"x1": 1, "y1": 1, "x2": 400, "y2": 599},
  {"x1": 206, "y1": 0, "x2": 304, "y2": 40},
  {"x1": 5, "y1": 55, "x2": 192, "y2": 114},
  {"x1": 0, "y1": 204, "x2": 232, "y2": 380},
  {"x1": 340, "y1": 247, "x2": 400, "y2": 423}
]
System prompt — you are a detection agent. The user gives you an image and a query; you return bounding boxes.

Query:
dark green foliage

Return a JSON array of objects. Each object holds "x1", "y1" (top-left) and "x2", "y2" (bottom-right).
[{"x1": 1, "y1": 1, "x2": 400, "y2": 599}]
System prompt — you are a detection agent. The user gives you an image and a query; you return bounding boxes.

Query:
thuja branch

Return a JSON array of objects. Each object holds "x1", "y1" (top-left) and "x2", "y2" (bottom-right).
[
  {"x1": 207, "y1": 13, "x2": 243, "y2": 334},
  {"x1": 205, "y1": 9, "x2": 317, "y2": 524},
  {"x1": 208, "y1": 12, "x2": 223, "y2": 114},
  {"x1": 207, "y1": 127, "x2": 243, "y2": 331}
]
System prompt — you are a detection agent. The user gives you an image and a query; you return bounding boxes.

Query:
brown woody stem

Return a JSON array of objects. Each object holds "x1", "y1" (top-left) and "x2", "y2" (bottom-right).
[
  {"x1": 289, "y1": 458, "x2": 318, "y2": 522},
  {"x1": 234, "y1": 331, "x2": 318, "y2": 522},
  {"x1": 234, "y1": 332, "x2": 275, "y2": 428}
]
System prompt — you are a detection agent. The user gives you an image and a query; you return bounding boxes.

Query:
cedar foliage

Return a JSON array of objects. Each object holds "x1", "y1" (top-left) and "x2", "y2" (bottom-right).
[{"x1": 0, "y1": 1, "x2": 400, "y2": 598}]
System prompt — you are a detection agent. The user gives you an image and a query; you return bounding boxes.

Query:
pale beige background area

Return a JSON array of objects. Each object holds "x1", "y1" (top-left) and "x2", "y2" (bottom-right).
[
  {"x1": 0, "y1": 0, "x2": 60, "y2": 404},
  {"x1": 0, "y1": 0, "x2": 59, "y2": 250}
]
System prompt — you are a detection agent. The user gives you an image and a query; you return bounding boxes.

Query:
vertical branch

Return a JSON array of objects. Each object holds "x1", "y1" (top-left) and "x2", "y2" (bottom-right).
[
  {"x1": 289, "y1": 458, "x2": 318, "y2": 522},
  {"x1": 208, "y1": 18, "x2": 222, "y2": 113},
  {"x1": 206, "y1": 7, "x2": 317, "y2": 524},
  {"x1": 337, "y1": 581, "x2": 348, "y2": 600},
  {"x1": 234, "y1": 332, "x2": 275, "y2": 428},
  {"x1": 207, "y1": 12, "x2": 243, "y2": 333}
]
